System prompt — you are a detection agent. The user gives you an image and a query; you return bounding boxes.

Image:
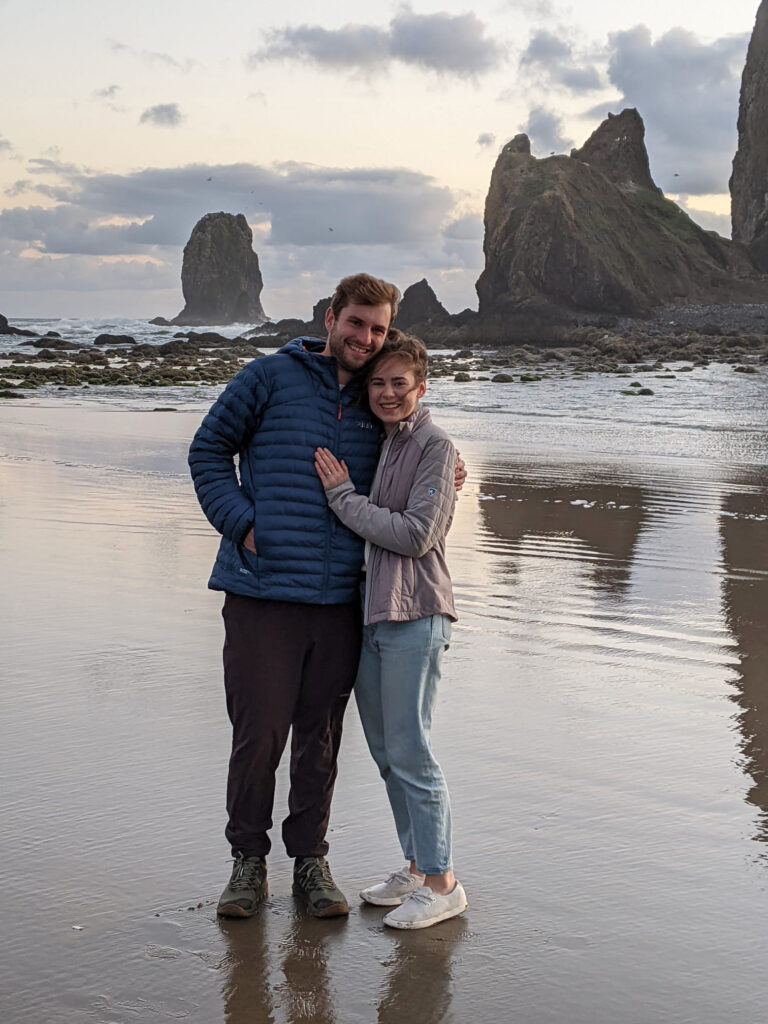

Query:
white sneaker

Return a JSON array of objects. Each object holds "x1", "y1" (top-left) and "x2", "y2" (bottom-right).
[
  {"x1": 383, "y1": 882, "x2": 468, "y2": 930},
  {"x1": 359, "y1": 865, "x2": 426, "y2": 906}
]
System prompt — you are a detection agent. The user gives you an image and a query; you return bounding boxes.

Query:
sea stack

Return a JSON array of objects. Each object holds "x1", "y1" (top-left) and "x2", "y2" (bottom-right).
[
  {"x1": 394, "y1": 279, "x2": 451, "y2": 331},
  {"x1": 477, "y1": 109, "x2": 768, "y2": 319},
  {"x1": 731, "y1": 0, "x2": 768, "y2": 270},
  {"x1": 172, "y1": 212, "x2": 266, "y2": 326}
]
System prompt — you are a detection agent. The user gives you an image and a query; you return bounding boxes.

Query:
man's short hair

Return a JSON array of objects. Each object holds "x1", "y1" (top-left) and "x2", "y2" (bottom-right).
[
  {"x1": 329, "y1": 273, "x2": 401, "y2": 322},
  {"x1": 368, "y1": 329, "x2": 429, "y2": 384}
]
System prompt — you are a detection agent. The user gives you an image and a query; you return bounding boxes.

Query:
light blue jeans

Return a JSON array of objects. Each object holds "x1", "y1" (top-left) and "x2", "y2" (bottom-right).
[{"x1": 354, "y1": 614, "x2": 453, "y2": 875}]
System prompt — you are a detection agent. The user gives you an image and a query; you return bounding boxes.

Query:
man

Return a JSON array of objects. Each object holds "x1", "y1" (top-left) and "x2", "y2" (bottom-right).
[{"x1": 189, "y1": 273, "x2": 462, "y2": 920}]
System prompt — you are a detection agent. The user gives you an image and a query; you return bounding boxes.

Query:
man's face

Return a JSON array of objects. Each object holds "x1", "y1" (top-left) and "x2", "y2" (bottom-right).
[{"x1": 323, "y1": 301, "x2": 392, "y2": 377}]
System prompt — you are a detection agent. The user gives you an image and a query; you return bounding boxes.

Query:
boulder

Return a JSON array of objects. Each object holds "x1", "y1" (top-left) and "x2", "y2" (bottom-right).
[
  {"x1": 172, "y1": 213, "x2": 267, "y2": 326},
  {"x1": 731, "y1": 0, "x2": 768, "y2": 269},
  {"x1": 0, "y1": 313, "x2": 37, "y2": 337},
  {"x1": 477, "y1": 110, "x2": 768, "y2": 319},
  {"x1": 394, "y1": 279, "x2": 451, "y2": 331},
  {"x1": 94, "y1": 334, "x2": 135, "y2": 346}
]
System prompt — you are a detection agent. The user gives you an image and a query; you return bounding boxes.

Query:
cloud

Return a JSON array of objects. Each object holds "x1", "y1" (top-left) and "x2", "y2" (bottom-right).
[
  {"x1": 0, "y1": 160, "x2": 456, "y2": 256},
  {"x1": 251, "y1": 7, "x2": 505, "y2": 78},
  {"x1": 0, "y1": 158, "x2": 481, "y2": 317},
  {"x1": 0, "y1": 135, "x2": 12, "y2": 155},
  {"x1": 520, "y1": 29, "x2": 603, "y2": 93},
  {"x1": 476, "y1": 132, "x2": 496, "y2": 148},
  {"x1": 599, "y1": 24, "x2": 749, "y2": 195},
  {"x1": 505, "y1": 0, "x2": 557, "y2": 17},
  {"x1": 92, "y1": 84, "x2": 126, "y2": 113},
  {"x1": 523, "y1": 106, "x2": 573, "y2": 154},
  {"x1": 109, "y1": 40, "x2": 200, "y2": 73},
  {"x1": 675, "y1": 198, "x2": 731, "y2": 237},
  {"x1": 521, "y1": 29, "x2": 570, "y2": 63},
  {"x1": 139, "y1": 103, "x2": 184, "y2": 127}
]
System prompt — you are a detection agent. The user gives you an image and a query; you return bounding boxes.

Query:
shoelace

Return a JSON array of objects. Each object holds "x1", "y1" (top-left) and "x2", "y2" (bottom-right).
[
  {"x1": 403, "y1": 887, "x2": 437, "y2": 906},
  {"x1": 297, "y1": 859, "x2": 336, "y2": 892},
  {"x1": 387, "y1": 869, "x2": 412, "y2": 885},
  {"x1": 230, "y1": 855, "x2": 262, "y2": 891}
]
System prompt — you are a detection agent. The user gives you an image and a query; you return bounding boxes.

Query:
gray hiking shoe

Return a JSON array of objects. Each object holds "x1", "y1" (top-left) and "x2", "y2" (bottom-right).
[
  {"x1": 292, "y1": 856, "x2": 349, "y2": 918},
  {"x1": 217, "y1": 853, "x2": 268, "y2": 918}
]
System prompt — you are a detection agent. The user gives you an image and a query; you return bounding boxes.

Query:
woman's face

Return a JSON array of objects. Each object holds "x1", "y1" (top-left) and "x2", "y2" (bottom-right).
[{"x1": 367, "y1": 355, "x2": 426, "y2": 430}]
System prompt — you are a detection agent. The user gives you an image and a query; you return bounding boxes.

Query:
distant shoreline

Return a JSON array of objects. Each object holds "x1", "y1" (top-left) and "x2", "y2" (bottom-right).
[{"x1": 1, "y1": 303, "x2": 767, "y2": 397}]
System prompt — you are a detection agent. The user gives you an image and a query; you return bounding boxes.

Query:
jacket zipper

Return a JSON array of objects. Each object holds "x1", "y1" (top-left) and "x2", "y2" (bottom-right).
[
  {"x1": 364, "y1": 424, "x2": 401, "y2": 625},
  {"x1": 323, "y1": 390, "x2": 346, "y2": 598}
]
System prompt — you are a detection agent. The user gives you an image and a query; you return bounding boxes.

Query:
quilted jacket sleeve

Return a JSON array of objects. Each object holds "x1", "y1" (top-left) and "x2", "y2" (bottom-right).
[
  {"x1": 188, "y1": 361, "x2": 269, "y2": 544},
  {"x1": 325, "y1": 436, "x2": 456, "y2": 557}
]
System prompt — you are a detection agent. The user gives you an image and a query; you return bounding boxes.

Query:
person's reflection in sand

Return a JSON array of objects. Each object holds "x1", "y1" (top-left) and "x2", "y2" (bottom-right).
[
  {"x1": 276, "y1": 916, "x2": 338, "y2": 1024},
  {"x1": 218, "y1": 915, "x2": 276, "y2": 1024},
  {"x1": 376, "y1": 917, "x2": 468, "y2": 1024},
  {"x1": 719, "y1": 489, "x2": 768, "y2": 844}
]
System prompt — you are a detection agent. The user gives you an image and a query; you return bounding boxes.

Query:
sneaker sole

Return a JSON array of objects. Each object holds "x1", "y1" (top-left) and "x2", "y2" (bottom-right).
[
  {"x1": 216, "y1": 884, "x2": 268, "y2": 918},
  {"x1": 383, "y1": 900, "x2": 469, "y2": 930},
  {"x1": 292, "y1": 884, "x2": 349, "y2": 918},
  {"x1": 359, "y1": 889, "x2": 409, "y2": 907}
]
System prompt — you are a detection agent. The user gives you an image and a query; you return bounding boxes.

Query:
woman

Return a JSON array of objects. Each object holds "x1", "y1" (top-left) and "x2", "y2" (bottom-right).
[{"x1": 313, "y1": 332, "x2": 467, "y2": 930}]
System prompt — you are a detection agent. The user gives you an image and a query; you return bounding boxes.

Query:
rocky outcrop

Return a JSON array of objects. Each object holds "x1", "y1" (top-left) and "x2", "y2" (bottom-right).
[
  {"x1": 394, "y1": 279, "x2": 451, "y2": 331},
  {"x1": 731, "y1": 0, "x2": 768, "y2": 270},
  {"x1": 171, "y1": 213, "x2": 266, "y2": 326},
  {"x1": 571, "y1": 109, "x2": 660, "y2": 193},
  {"x1": 0, "y1": 313, "x2": 37, "y2": 337},
  {"x1": 477, "y1": 110, "x2": 768, "y2": 319}
]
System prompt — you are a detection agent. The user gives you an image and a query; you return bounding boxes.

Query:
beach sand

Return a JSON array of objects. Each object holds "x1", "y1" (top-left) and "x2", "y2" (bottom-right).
[{"x1": 1, "y1": 397, "x2": 767, "y2": 1023}]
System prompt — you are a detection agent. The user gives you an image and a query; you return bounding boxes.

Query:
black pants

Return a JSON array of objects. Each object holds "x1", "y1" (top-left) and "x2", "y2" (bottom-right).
[{"x1": 221, "y1": 593, "x2": 361, "y2": 858}]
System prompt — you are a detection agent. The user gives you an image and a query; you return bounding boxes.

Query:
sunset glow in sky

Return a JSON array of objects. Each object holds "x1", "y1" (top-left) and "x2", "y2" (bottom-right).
[{"x1": 0, "y1": 0, "x2": 762, "y2": 319}]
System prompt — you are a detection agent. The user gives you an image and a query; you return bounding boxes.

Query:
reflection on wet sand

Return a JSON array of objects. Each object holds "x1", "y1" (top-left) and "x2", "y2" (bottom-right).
[
  {"x1": 219, "y1": 914, "x2": 276, "y2": 1024},
  {"x1": 375, "y1": 919, "x2": 465, "y2": 1024},
  {"x1": 720, "y1": 491, "x2": 768, "y2": 844},
  {"x1": 478, "y1": 477, "x2": 647, "y2": 596},
  {"x1": 219, "y1": 904, "x2": 464, "y2": 1024},
  {"x1": 276, "y1": 917, "x2": 338, "y2": 1024}
]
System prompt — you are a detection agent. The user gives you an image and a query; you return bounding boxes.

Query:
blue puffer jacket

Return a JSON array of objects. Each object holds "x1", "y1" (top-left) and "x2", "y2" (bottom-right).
[{"x1": 188, "y1": 338, "x2": 381, "y2": 604}]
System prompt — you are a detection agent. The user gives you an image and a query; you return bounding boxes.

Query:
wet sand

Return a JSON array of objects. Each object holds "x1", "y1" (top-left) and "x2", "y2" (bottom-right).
[{"x1": 1, "y1": 399, "x2": 767, "y2": 1023}]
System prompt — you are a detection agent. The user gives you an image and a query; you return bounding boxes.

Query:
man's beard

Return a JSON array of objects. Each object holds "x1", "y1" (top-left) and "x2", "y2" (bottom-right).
[{"x1": 327, "y1": 328, "x2": 372, "y2": 374}]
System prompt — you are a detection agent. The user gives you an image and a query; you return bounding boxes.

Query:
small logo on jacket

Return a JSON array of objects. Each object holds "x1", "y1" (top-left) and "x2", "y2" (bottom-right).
[
  {"x1": 426, "y1": 487, "x2": 437, "y2": 496},
  {"x1": 357, "y1": 420, "x2": 375, "y2": 430}
]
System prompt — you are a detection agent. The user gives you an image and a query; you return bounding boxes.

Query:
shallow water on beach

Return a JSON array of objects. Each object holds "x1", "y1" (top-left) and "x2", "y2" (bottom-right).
[{"x1": 1, "y1": 380, "x2": 767, "y2": 1023}]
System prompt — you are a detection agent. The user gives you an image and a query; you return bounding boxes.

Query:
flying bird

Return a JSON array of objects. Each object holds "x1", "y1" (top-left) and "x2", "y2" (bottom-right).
[{"x1": 206, "y1": 176, "x2": 212, "y2": 181}]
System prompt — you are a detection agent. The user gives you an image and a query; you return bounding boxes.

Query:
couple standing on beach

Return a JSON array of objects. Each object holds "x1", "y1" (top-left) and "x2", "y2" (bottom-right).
[{"x1": 188, "y1": 273, "x2": 468, "y2": 931}]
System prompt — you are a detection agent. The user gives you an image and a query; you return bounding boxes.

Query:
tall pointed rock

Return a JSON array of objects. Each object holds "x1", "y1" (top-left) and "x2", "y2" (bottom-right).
[
  {"x1": 731, "y1": 0, "x2": 768, "y2": 269},
  {"x1": 477, "y1": 109, "x2": 768, "y2": 319},
  {"x1": 172, "y1": 212, "x2": 267, "y2": 326}
]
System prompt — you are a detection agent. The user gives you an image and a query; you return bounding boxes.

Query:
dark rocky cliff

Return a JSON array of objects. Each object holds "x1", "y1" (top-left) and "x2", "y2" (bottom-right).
[
  {"x1": 172, "y1": 213, "x2": 266, "y2": 326},
  {"x1": 731, "y1": 0, "x2": 768, "y2": 270},
  {"x1": 477, "y1": 110, "x2": 768, "y2": 319},
  {"x1": 394, "y1": 279, "x2": 451, "y2": 332}
]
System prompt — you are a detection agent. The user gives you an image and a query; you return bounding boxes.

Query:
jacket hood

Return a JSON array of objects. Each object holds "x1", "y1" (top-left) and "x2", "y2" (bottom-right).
[{"x1": 278, "y1": 336, "x2": 368, "y2": 399}]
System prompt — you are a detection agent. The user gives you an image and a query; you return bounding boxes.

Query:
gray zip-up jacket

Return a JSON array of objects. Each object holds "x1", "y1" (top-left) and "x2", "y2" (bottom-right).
[{"x1": 325, "y1": 406, "x2": 457, "y2": 625}]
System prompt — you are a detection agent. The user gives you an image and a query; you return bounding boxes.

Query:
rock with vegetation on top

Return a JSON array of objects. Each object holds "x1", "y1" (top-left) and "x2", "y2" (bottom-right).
[
  {"x1": 477, "y1": 110, "x2": 768, "y2": 320},
  {"x1": 171, "y1": 213, "x2": 267, "y2": 327},
  {"x1": 731, "y1": 0, "x2": 768, "y2": 270}
]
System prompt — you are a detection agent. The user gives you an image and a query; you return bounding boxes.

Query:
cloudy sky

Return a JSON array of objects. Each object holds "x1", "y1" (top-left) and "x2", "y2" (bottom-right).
[{"x1": 0, "y1": 0, "x2": 762, "y2": 320}]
